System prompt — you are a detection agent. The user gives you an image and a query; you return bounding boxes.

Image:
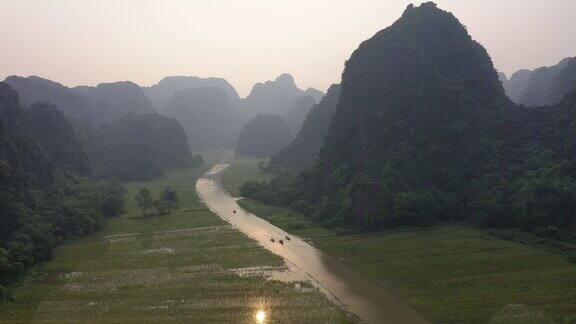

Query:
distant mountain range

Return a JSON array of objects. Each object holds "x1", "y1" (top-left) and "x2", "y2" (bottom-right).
[{"x1": 502, "y1": 57, "x2": 576, "y2": 106}]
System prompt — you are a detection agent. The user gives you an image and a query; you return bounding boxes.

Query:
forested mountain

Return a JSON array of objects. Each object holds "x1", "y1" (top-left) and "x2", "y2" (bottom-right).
[
  {"x1": 503, "y1": 57, "x2": 576, "y2": 106},
  {"x1": 243, "y1": 3, "x2": 576, "y2": 240},
  {"x1": 243, "y1": 3, "x2": 512, "y2": 228},
  {"x1": 269, "y1": 84, "x2": 341, "y2": 173},
  {"x1": 143, "y1": 76, "x2": 240, "y2": 112},
  {"x1": 283, "y1": 95, "x2": 316, "y2": 134},
  {"x1": 241, "y1": 73, "x2": 324, "y2": 119},
  {"x1": 79, "y1": 113, "x2": 200, "y2": 181},
  {"x1": 164, "y1": 87, "x2": 241, "y2": 151},
  {"x1": 488, "y1": 90, "x2": 576, "y2": 231},
  {"x1": 305, "y1": 2, "x2": 509, "y2": 227},
  {"x1": 0, "y1": 82, "x2": 125, "y2": 301},
  {"x1": 74, "y1": 81, "x2": 156, "y2": 125},
  {"x1": 235, "y1": 114, "x2": 292, "y2": 158},
  {"x1": 21, "y1": 102, "x2": 90, "y2": 176},
  {"x1": 4, "y1": 75, "x2": 95, "y2": 123}
]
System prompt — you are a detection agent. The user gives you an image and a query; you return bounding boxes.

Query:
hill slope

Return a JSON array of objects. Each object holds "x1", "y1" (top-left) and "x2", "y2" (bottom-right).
[{"x1": 269, "y1": 84, "x2": 341, "y2": 173}]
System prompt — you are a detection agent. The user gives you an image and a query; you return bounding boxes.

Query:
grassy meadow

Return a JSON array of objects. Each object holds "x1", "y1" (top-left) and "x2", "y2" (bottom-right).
[
  {"x1": 0, "y1": 162, "x2": 348, "y2": 323},
  {"x1": 227, "y1": 157, "x2": 576, "y2": 324},
  {"x1": 222, "y1": 157, "x2": 272, "y2": 197}
]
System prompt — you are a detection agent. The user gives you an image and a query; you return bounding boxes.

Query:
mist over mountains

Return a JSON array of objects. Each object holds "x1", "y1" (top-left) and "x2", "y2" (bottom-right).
[
  {"x1": 502, "y1": 57, "x2": 576, "y2": 107},
  {"x1": 143, "y1": 76, "x2": 240, "y2": 112},
  {"x1": 164, "y1": 87, "x2": 241, "y2": 151}
]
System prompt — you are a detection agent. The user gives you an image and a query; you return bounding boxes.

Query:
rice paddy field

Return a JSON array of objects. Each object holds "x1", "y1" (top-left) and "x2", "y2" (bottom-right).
[
  {"x1": 226, "y1": 157, "x2": 576, "y2": 324},
  {"x1": 0, "y1": 162, "x2": 349, "y2": 323}
]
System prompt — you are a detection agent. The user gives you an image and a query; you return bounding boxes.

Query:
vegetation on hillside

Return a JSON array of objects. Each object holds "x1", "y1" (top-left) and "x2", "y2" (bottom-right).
[
  {"x1": 242, "y1": 3, "x2": 576, "y2": 246},
  {"x1": 78, "y1": 113, "x2": 201, "y2": 181},
  {"x1": 0, "y1": 83, "x2": 126, "y2": 303}
]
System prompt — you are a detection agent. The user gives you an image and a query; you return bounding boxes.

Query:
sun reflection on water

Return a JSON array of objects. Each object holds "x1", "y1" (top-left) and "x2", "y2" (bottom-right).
[{"x1": 255, "y1": 310, "x2": 266, "y2": 323}]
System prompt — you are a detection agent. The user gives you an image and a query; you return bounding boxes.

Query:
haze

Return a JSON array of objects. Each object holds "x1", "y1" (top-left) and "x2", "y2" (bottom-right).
[{"x1": 1, "y1": 0, "x2": 575, "y2": 96}]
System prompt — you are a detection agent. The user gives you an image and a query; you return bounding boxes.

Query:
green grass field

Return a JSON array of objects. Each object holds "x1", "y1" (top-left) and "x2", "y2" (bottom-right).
[
  {"x1": 222, "y1": 157, "x2": 272, "y2": 197},
  {"x1": 0, "y1": 163, "x2": 348, "y2": 323},
  {"x1": 226, "y1": 158, "x2": 576, "y2": 323}
]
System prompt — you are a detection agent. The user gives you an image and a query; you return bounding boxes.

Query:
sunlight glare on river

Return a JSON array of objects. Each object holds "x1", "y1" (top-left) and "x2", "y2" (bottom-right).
[{"x1": 255, "y1": 309, "x2": 266, "y2": 323}]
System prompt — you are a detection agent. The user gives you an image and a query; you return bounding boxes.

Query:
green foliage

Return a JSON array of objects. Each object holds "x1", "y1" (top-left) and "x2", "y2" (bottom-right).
[
  {"x1": 135, "y1": 188, "x2": 153, "y2": 216},
  {"x1": 159, "y1": 186, "x2": 179, "y2": 214},
  {"x1": 242, "y1": 4, "x2": 576, "y2": 243},
  {"x1": 0, "y1": 82, "x2": 126, "y2": 304},
  {"x1": 79, "y1": 113, "x2": 201, "y2": 181}
]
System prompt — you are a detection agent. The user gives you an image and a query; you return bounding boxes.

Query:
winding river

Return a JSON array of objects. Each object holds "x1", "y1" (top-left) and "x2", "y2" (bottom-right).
[{"x1": 196, "y1": 164, "x2": 430, "y2": 324}]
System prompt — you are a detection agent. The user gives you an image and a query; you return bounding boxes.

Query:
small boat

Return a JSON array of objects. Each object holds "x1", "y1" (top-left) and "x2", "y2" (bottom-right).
[{"x1": 279, "y1": 240, "x2": 284, "y2": 245}]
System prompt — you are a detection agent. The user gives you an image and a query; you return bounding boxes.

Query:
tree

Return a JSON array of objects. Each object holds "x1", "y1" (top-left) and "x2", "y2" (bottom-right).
[
  {"x1": 159, "y1": 187, "x2": 178, "y2": 214},
  {"x1": 135, "y1": 188, "x2": 153, "y2": 216}
]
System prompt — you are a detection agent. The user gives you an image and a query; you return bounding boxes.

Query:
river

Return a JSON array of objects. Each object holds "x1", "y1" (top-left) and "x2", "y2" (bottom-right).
[{"x1": 196, "y1": 164, "x2": 430, "y2": 324}]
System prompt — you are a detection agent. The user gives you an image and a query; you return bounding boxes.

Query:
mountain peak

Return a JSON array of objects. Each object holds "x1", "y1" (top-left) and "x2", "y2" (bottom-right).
[{"x1": 275, "y1": 73, "x2": 296, "y2": 85}]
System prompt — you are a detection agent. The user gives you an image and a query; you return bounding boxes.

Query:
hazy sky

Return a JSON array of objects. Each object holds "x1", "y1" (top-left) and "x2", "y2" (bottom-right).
[{"x1": 1, "y1": 0, "x2": 575, "y2": 96}]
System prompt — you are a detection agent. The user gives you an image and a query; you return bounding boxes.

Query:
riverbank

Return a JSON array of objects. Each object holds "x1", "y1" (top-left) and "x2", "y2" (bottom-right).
[
  {"x1": 224, "y1": 157, "x2": 576, "y2": 323},
  {"x1": 0, "y1": 161, "x2": 348, "y2": 322}
]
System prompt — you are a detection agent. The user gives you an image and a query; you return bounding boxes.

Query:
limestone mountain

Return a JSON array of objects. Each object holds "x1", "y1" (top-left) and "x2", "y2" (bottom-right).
[
  {"x1": 4, "y1": 75, "x2": 95, "y2": 123},
  {"x1": 301, "y1": 2, "x2": 510, "y2": 227},
  {"x1": 283, "y1": 95, "x2": 316, "y2": 134},
  {"x1": 304, "y1": 87, "x2": 325, "y2": 103},
  {"x1": 0, "y1": 82, "x2": 89, "y2": 177},
  {"x1": 269, "y1": 84, "x2": 340, "y2": 173},
  {"x1": 164, "y1": 87, "x2": 242, "y2": 151},
  {"x1": 235, "y1": 114, "x2": 292, "y2": 158},
  {"x1": 502, "y1": 69, "x2": 533, "y2": 104},
  {"x1": 74, "y1": 81, "x2": 156, "y2": 125},
  {"x1": 81, "y1": 113, "x2": 199, "y2": 181},
  {"x1": 241, "y1": 73, "x2": 324, "y2": 119},
  {"x1": 503, "y1": 57, "x2": 576, "y2": 106},
  {"x1": 143, "y1": 76, "x2": 240, "y2": 112},
  {"x1": 0, "y1": 82, "x2": 125, "y2": 292}
]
